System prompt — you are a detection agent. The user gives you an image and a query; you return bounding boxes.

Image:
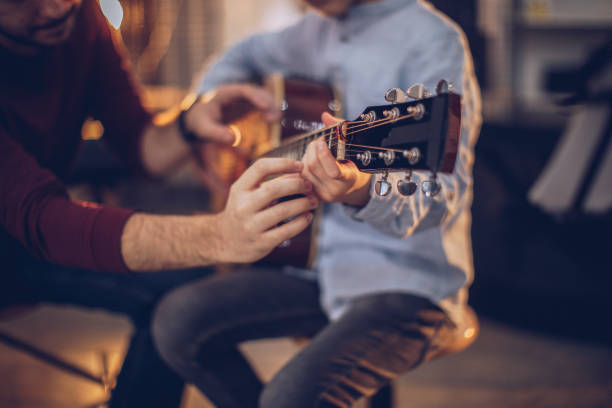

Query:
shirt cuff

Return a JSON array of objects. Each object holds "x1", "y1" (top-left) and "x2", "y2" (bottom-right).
[
  {"x1": 90, "y1": 204, "x2": 135, "y2": 273},
  {"x1": 38, "y1": 198, "x2": 135, "y2": 273},
  {"x1": 342, "y1": 177, "x2": 383, "y2": 221}
]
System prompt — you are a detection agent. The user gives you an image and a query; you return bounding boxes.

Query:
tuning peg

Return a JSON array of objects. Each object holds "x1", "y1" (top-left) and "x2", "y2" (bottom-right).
[
  {"x1": 406, "y1": 84, "x2": 432, "y2": 100},
  {"x1": 435, "y1": 79, "x2": 454, "y2": 95},
  {"x1": 421, "y1": 173, "x2": 441, "y2": 197},
  {"x1": 328, "y1": 99, "x2": 342, "y2": 112},
  {"x1": 360, "y1": 111, "x2": 377, "y2": 122},
  {"x1": 356, "y1": 150, "x2": 372, "y2": 166},
  {"x1": 397, "y1": 170, "x2": 417, "y2": 196},
  {"x1": 402, "y1": 147, "x2": 421, "y2": 165},
  {"x1": 375, "y1": 171, "x2": 392, "y2": 197},
  {"x1": 384, "y1": 88, "x2": 408, "y2": 103},
  {"x1": 378, "y1": 150, "x2": 395, "y2": 166}
]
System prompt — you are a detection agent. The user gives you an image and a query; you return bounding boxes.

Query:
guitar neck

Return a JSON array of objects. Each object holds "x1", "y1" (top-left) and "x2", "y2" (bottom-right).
[{"x1": 255, "y1": 90, "x2": 460, "y2": 175}]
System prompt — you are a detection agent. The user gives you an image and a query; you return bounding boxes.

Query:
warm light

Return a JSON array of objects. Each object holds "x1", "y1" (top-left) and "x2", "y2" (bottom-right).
[
  {"x1": 99, "y1": 0, "x2": 124, "y2": 30},
  {"x1": 179, "y1": 92, "x2": 200, "y2": 111},
  {"x1": 229, "y1": 125, "x2": 242, "y2": 147},
  {"x1": 464, "y1": 327, "x2": 476, "y2": 339},
  {"x1": 82, "y1": 119, "x2": 104, "y2": 140}
]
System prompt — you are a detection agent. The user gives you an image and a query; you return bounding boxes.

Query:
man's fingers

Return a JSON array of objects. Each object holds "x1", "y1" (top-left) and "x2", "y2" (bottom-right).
[
  {"x1": 202, "y1": 120, "x2": 235, "y2": 144},
  {"x1": 254, "y1": 196, "x2": 317, "y2": 231},
  {"x1": 215, "y1": 83, "x2": 281, "y2": 120},
  {"x1": 234, "y1": 158, "x2": 303, "y2": 191},
  {"x1": 250, "y1": 176, "x2": 313, "y2": 210},
  {"x1": 215, "y1": 83, "x2": 270, "y2": 106},
  {"x1": 189, "y1": 84, "x2": 280, "y2": 145},
  {"x1": 263, "y1": 212, "x2": 314, "y2": 248},
  {"x1": 187, "y1": 103, "x2": 234, "y2": 144}
]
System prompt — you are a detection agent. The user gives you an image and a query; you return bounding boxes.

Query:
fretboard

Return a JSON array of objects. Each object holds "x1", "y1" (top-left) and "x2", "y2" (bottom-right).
[{"x1": 260, "y1": 124, "x2": 340, "y2": 160}]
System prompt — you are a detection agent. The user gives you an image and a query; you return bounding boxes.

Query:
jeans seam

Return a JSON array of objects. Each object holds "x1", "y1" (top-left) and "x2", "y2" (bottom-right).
[
  {"x1": 312, "y1": 317, "x2": 448, "y2": 407},
  {"x1": 415, "y1": 317, "x2": 446, "y2": 366},
  {"x1": 313, "y1": 330, "x2": 392, "y2": 407},
  {"x1": 191, "y1": 306, "x2": 325, "y2": 353}
]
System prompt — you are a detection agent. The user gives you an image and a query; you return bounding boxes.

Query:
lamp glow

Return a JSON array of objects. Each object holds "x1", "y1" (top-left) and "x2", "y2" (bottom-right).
[{"x1": 99, "y1": 0, "x2": 123, "y2": 30}]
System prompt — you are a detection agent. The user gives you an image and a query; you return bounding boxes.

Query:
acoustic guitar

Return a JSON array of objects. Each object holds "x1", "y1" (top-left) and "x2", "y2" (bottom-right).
[{"x1": 209, "y1": 75, "x2": 461, "y2": 268}]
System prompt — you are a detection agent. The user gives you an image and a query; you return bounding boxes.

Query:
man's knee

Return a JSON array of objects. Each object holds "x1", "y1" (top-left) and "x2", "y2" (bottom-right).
[
  {"x1": 260, "y1": 374, "x2": 303, "y2": 408},
  {"x1": 259, "y1": 354, "x2": 330, "y2": 408},
  {"x1": 151, "y1": 282, "x2": 217, "y2": 370},
  {"x1": 152, "y1": 289, "x2": 190, "y2": 370},
  {"x1": 260, "y1": 377, "x2": 344, "y2": 408}
]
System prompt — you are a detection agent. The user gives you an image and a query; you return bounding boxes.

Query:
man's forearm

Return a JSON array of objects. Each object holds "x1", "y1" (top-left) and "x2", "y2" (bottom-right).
[
  {"x1": 121, "y1": 158, "x2": 317, "y2": 272},
  {"x1": 121, "y1": 213, "x2": 221, "y2": 272},
  {"x1": 140, "y1": 84, "x2": 281, "y2": 178}
]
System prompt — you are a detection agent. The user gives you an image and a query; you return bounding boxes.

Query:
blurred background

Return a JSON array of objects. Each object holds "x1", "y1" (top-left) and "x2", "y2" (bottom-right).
[{"x1": 1, "y1": 0, "x2": 611, "y2": 407}]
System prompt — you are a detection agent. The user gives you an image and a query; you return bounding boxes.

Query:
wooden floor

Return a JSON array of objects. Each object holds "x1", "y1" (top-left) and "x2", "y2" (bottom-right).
[{"x1": 0, "y1": 305, "x2": 610, "y2": 408}]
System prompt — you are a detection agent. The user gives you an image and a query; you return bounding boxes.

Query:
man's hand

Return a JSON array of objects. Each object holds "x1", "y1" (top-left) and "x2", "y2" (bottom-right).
[
  {"x1": 184, "y1": 83, "x2": 280, "y2": 145},
  {"x1": 211, "y1": 158, "x2": 317, "y2": 263},
  {"x1": 141, "y1": 83, "x2": 280, "y2": 178},
  {"x1": 301, "y1": 112, "x2": 372, "y2": 207},
  {"x1": 185, "y1": 83, "x2": 281, "y2": 196},
  {"x1": 121, "y1": 158, "x2": 317, "y2": 271}
]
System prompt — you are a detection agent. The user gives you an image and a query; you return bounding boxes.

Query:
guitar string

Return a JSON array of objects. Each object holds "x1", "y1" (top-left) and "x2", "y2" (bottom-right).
[
  {"x1": 330, "y1": 107, "x2": 421, "y2": 133},
  {"x1": 262, "y1": 108, "x2": 425, "y2": 162},
  {"x1": 330, "y1": 112, "x2": 418, "y2": 141},
  {"x1": 271, "y1": 145, "x2": 421, "y2": 163},
  {"x1": 343, "y1": 115, "x2": 414, "y2": 131},
  {"x1": 341, "y1": 111, "x2": 420, "y2": 136},
  {"x1": 275, "y1": 116, "x2": 394, "y2": 148},
  {"x1": 267, "y1": 112, "x2": 418, "y2": 156},
  {"x1": 271, "y1": 141, "x2": 417, "y2": 158},
  {"x1": 276, "y1": 135, "x2": 420, "y2": 155},
  {"x1": 273, "y1": 108, "x2": 421, "y2": 149},
  {"x1": 277, "y1": 146, "x2": 418, "y2": 157}
]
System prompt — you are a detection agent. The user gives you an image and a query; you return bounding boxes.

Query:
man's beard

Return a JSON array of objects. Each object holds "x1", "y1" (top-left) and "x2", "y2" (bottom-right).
[{"x1": 0, "y1": 5, "x2": 77, "y2": 50}]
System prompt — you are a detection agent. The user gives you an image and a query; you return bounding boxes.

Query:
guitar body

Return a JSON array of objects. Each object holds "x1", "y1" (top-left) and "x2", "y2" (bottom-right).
[{"x1": 211, "y1": 75, "x2": 341, "y2": 268}]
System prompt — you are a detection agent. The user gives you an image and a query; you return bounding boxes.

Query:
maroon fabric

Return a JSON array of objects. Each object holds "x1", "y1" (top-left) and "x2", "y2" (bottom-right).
[{"x1": 0, "y1": 0, "x2": 152, "y2": 273}]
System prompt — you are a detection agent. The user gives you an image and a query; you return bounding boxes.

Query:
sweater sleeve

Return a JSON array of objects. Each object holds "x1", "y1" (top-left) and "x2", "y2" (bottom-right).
[
  {"x1": 86, "y1": 4, "x2": 152, "y2": 174},
  {"x1": 0, "y1": 128, "x2": 134, "y2": 273}
]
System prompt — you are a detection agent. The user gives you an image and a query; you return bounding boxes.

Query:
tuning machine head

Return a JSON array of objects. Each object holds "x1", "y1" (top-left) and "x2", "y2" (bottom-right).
[
  {"x1": 406, "y1": 84, "x2": 432, "y2": 100},
  {"x1": 421, "y1": 173, "x2": 441, "y2": 197},
  {"x1": 402, "y1": 147, "x2": 421, "y2": 165},
  {"x1": 384, "y1": 88, "x2": 408, "y2": 103},
  {"x1": 397, "y1": 170, "x2": 417, "y2": 196},
  {"x1": 356, "y1": 150, "x2": 372, "y2": 166},
  {"x1": 435, "y1": 79, "x2": 454, "y2": 95},
  {"x1": 375, "y1": 170, "x2": 392, "y2": 197}
]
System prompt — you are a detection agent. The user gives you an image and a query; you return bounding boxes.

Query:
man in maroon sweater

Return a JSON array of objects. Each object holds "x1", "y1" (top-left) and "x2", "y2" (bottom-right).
[{"x1": 0, "y1": 0, "x2": 316, "y2": 406}]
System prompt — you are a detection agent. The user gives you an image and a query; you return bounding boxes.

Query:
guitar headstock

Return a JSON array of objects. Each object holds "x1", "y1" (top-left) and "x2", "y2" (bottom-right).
[{"x1": 333, "y1": 79, "x2": 461, "y2": 197}]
